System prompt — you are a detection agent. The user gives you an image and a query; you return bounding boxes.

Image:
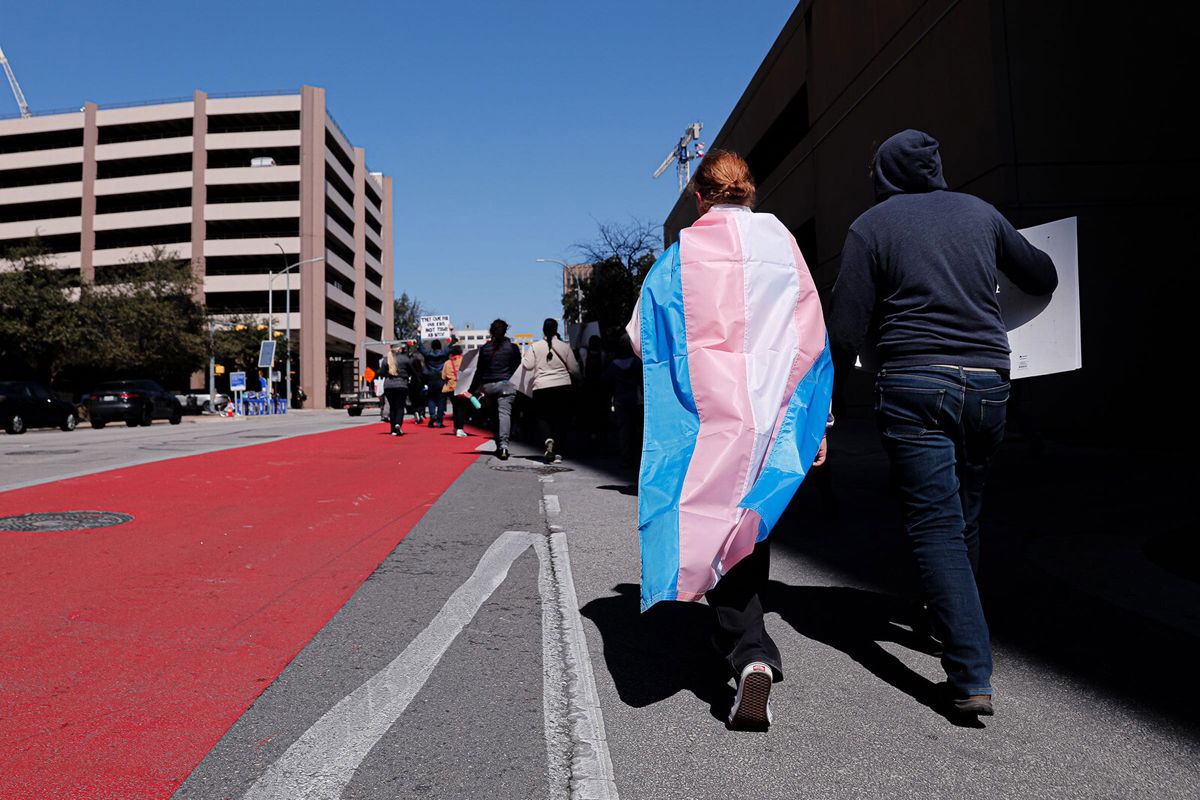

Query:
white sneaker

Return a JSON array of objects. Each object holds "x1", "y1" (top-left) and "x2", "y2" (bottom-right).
[
  {"x1": 455, "y1": 429, "x2": 468, "y2": 438},
  {"x1": 728, "y1": 662, "x2": 773, "y2": 729}
]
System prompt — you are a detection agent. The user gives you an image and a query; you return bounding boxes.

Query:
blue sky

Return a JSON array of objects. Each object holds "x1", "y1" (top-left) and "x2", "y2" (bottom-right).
[{"x1": 4, "y1": 1, "x2": 797, "y2": 338}]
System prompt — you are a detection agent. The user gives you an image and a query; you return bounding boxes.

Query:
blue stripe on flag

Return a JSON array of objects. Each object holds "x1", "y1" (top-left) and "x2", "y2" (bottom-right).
[
  {"x1": 738, "y1": 341, "x2": 834, "y2": 540},
  {"x1": 637, "y1": 243, "x2": 699, "y2": 611}
]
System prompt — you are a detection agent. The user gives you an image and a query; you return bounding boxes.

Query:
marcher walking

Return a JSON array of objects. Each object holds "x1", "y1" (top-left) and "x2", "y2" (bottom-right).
[
  {"x1": 629, "y1": 150, "x2": 832, "y2": 730},
  {"x1": 419, "y1": 328, "x2": 457, "y2": 428},
  {"x1": 472, "y1": 319, "x2": 522, "y2": 460},
  {"x1": 441, "y1": 344, "x2": 471, "y2": 437},
  {"x1": 829, "y1": 129, "x2": 1057, "y2": 719},
  {"x1": 381, "y1": 347, "x2": 419, "y2": 436},
  {"x1": 521, "y1": 319, "x2": 580, "y2": 463}
]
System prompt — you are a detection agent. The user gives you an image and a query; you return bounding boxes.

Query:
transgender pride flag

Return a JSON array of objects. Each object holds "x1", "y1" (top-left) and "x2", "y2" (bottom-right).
[{"x1": 628, "y1": 205, "x2": 833, "y2": 611}]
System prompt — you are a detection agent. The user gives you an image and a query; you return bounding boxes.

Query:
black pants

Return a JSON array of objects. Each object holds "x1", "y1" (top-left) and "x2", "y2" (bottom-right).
[
  {"x1": 383, "y1": 387, "x2": 407, "y2": 430},
  {"x1": 532, "y1": 385, "x2": 572, "y2": 445},
  {"x1": 706, "y1": 537, "x2": 782, "y2": 681},
  {"x1": 450, "y1": 394, "x2": 471, "y2": 431}
]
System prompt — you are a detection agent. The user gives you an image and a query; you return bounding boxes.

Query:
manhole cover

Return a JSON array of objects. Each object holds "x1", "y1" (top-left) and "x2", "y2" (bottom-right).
[
  {"x1": 4, "y1": 449, "x2": 81, "y2": 456},
  {"x1": 489, "y1": 464, "x2": 574, "y2": 474},
  {"x1": 0, "y1": 511, "x2": 134, "y2": 532}
]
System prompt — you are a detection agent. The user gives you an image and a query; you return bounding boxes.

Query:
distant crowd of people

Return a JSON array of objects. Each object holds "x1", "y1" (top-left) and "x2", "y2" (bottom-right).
[{"x1": 372, "y1": 319, "x2": 644, "y2": 464}]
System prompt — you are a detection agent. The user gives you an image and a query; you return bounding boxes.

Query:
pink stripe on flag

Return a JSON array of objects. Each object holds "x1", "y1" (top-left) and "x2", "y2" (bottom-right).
[{"x1": 675, "y1": 211, "x2": 757, "y2": 599}]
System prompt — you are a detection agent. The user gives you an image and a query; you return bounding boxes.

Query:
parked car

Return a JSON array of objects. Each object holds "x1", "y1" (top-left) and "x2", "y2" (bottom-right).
[
  {"x1": 83, "y1": 380, "x2": 182, "y2": 428},
  {"x1": 0, "y1": 381, "x2": 78, "y2": 434},
  {"x1": 342, "y1": 389, "x2": 381, "y2": 417},
  {"x1": 175, "y1": 392, "x2": 230, "y2": 414}
]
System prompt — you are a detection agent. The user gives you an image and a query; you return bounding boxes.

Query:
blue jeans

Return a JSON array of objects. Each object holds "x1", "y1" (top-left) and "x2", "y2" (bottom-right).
[{"x1": 875, "y1": 365, "x2": 1009, "y2": 696}]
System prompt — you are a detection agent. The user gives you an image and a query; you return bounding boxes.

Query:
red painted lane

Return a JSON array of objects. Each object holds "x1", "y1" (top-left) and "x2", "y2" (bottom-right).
[{"x1": 0, "y1": 423, "x2": 482, "y2": 799}]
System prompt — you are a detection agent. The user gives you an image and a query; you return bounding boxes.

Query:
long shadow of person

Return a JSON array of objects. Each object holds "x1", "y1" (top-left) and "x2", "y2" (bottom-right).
[
  {"x1": 579, "y1": 583, "x2": 735, "y2": 723},
  {"x1": 762, "y1": 581, "x2": 985, "y2": 728}
]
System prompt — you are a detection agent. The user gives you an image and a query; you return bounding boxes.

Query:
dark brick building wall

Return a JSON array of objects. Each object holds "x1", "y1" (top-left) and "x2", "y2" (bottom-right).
[{"x1": 664, "y1": 0, "x2": 1198, "y2": 440}]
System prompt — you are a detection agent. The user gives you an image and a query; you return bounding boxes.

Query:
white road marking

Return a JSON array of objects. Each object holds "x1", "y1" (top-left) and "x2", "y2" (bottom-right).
[
  {"x1": 241, "y1": 532, "x2": 533, "y2": 800},
  {"x1": 240, "y1": 485, "x2": 617, "y2": 800},
  {"x1": 474, "y1": 439, "x2": 495, "y2": 452}
]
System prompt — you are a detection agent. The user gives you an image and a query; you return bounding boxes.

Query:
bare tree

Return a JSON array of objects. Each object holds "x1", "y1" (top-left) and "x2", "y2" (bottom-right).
[
  {"x1": 573, "y1": 218, "x2": 662, "y2": 276},
  {"x1": 566, "y1": 219, "x2": 663, "y2": 337}
]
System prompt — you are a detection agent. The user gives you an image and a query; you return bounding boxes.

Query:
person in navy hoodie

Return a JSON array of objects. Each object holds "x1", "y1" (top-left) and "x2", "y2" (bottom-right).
[{"x1": 830, "y1": 129, "x2": 1057, "y2": 719}]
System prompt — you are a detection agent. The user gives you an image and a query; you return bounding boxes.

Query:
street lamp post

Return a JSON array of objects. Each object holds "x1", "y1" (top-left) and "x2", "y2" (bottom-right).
[
  {"x1": 270, "y1": 246, "x2": 324, "y2": 413},
  {"x1": 206, "y1": 318, "x2": 239, "y2": 413},
  {"x1": 535, "y1": 258, "x2": 580, "y2": 333}
]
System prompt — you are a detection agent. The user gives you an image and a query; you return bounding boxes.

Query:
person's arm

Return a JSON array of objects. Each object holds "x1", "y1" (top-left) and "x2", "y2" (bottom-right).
[
  {"x1": 995, "y1": 213, "x2": 1058, "y2": 296},
  {"x1": 521, "y1": 342, "x2": 537, "y2": 372},
  {"x1": 564, "y1": 342, "x2": 581, "y2": 380},
  {"x1": 828, "y1": 228, "x2": 878, "y2": 369},
  {"x1": 625, "y1": 293, "x2": 643, "y2": 359}
]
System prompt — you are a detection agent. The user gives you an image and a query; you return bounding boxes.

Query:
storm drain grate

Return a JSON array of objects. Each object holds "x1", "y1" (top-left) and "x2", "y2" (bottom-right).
[
  {"x1": 4, "y1": 450, "x2": 81, "y2": 456},
  {"x1": 488, "y1": 464, "x2": 574, "y2": 474},
  {"x1": 0, "y1": 511, "x2": 134, "y2": 532}
]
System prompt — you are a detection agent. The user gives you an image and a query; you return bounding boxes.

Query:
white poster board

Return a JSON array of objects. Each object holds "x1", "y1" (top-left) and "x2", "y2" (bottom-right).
[
  {"x1": 1001, "y1": 216, "x2": 1081, "y2": 379},
  {"x1": 419, "y1": 315, "x2": 451, "y2": 341},
  {"x1": 856, "y1": 216, "x2": 1081, "y2": 380}
]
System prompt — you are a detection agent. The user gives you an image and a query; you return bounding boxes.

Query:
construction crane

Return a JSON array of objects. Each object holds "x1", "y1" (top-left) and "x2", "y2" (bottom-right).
[
  {"x1": 0, "y1": 44, "x2": 32, "y2": 118},
  {"x1": 652, "y1": 122, "x2": 705, "y2": 193}
]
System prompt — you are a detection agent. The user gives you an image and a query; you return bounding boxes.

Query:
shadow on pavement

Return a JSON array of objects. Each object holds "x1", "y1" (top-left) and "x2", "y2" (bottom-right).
[
  {"x1": 579, "y1": 583, "x2": 735, "y2": 723},
  {"x1": 772, "y1": 417, "x2": 1200, "y2": 730},
  {"x1": 762, "y1": 582, "x2": 982, "y2": 727}
]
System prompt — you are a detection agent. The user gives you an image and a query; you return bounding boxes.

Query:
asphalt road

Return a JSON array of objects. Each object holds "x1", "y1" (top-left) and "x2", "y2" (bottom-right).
[
  {"x1": 4, "y1": 413, "x2": 1198, "y2": 798},
  {"x1": 0, "y1": 410, "x2": 371, "y2": 492}
]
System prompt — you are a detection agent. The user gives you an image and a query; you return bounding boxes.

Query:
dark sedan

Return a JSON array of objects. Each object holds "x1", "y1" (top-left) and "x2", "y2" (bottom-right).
[
  {"x1": 83, "y1": 380, "x2": 182, "y2": 428},
  {"x1": 0, "y1": 381, "x2": 79, "y2": 434}
]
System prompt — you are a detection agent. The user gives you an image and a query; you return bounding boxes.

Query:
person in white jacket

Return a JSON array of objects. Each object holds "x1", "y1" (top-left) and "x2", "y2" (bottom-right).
[{"x1": 521, "y1": 318, "x2": 581, "y2": 463}]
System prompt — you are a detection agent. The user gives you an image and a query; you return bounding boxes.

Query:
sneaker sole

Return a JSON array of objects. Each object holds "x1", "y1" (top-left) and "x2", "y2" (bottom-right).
[{"x1": 729, "y1": 672, "x2": 772, "y2": 729}]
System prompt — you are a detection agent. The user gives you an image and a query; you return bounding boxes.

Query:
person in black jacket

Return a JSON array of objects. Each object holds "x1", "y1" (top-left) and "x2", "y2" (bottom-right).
[
  {"x1": 472, "y1": 318, "x2": 522, "y2": 460},
  {"x1": 829, "y1": 129, "x2": 1057, "y2": 719},
  {"x1": 381, "y1": 347, "x2": 419, "y2": 436}
]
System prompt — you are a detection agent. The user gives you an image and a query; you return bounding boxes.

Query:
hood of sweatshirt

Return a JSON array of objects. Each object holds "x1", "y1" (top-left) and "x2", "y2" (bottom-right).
[{"x1": 872, "y1": 129, "x2": 948, "y2": 202}]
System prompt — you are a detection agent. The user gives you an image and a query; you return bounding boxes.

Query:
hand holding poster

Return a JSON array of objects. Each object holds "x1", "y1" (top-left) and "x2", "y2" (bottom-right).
[
  {"x1": 419, "y1": 315, "x2": 451, "y2": 341},
  {"x1": 857, "y1": 216, "x2": 1081, "y2": 379},
  {"x1": 1000, "y1": 216, "x2": 1081, "y2": 379}
]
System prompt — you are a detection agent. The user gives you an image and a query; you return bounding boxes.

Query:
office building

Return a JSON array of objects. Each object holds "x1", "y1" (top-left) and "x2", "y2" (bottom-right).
[{"x1": 0, "y1": 85, "x2": 393, "y2": 407}]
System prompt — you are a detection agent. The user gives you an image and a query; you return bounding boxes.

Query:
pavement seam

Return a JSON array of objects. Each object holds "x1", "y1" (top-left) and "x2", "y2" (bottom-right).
[{"x1": 538, "y1": 480, "x2": 620, "y2": 800}]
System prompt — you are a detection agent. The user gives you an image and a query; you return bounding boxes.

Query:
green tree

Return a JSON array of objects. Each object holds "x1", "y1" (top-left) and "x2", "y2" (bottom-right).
[
  {"x1": 568, "y1": 219, "x2": 661, "y2": 337},
  {"x1": 82, "y1": 247, "x2": 208, "y2": 382},
  {"x1": 393, "y1": 291, "x2": 425, "y2": 340},
  {"x1": 212, "y1": 316, "x2": 274, "y2": 375},
  {"x1": 0, "y1": 244, "x2": 86, "y2": 384}
]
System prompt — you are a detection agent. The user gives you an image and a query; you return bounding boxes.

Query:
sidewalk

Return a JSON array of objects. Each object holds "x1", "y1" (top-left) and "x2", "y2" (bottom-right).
[{"x1": 548, "y1": 419, "x2": 1199, "y2": 798}]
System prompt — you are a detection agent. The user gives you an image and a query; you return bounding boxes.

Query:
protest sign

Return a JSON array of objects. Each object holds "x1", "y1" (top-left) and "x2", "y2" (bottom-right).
[{"x1": 419, "y1": 315, "x2": 451, "y2": 340}]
